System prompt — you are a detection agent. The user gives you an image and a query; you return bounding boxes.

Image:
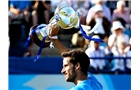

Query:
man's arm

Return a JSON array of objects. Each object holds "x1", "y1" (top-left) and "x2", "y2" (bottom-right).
[
  {"x1": 49, "y1": 25, "x2": 69, "y2": 55},
  {"x1": 51, "y1": 39, "x2": 69, "y2": 55},
  {"x1": 9, "y1": 6, "x2": 20, "y2": 15}
]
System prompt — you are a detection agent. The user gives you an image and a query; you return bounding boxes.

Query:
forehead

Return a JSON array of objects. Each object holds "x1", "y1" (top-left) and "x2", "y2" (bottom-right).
[
  {"x1": 115, "y1": 28, "x2": 123, "y2": 31},
  {"x1": 96, "y1": 11, "x2": 103, "y2": 13},
  {"x1": 63, "y1": 57, "x2": 71, "y2": 65}
]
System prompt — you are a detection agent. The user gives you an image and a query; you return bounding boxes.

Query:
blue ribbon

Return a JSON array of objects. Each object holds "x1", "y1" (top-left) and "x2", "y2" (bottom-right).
[
  {"x1": 24, "y1": 25, "x2": 46, "y2": 47},
  {"x1": 24, "y1": 29, "x2": 35, "y2": 47},
  {"x1": 34, "y1": 35, "x2": 46, "y2": 62},
  {"x1": 79, "y1": 23, "x2": 103, "y2": 42},
  {"x1": 24, "y1": 24, "x2": 47, "y2": 62}
]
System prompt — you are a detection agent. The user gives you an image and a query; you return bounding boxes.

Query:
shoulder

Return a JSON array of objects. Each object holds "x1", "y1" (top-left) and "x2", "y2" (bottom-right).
[
  {"x1": 85, "y1": 47, "x2": 94, "y2": 54},
  {"x1": 103, "y1": 5, "x2": 110, "y2": 11},
  {"x1": 123, "y1": 33, "x2": 129, "y2": 37},
  {"x1": 71, "y1": 80, "x2": 103, "y2": 90},
  {"x1": 70, "y1": 86, "x2": 85, "y2": 90},
  {"x1": 88, "y1": 6, "x2": 95, "y2": 13},
  {"x1": 99, "y1": 46, "x2": 105, "y2": 50},
  {"x1": 70, "y1": 83, "x2": 92, "y2": 90}
]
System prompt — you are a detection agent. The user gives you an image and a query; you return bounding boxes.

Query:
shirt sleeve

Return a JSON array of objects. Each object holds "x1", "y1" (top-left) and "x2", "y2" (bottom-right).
[
  {"x1": 103, "y1": 6, "x2": 111, "y2": 22},
  {"x1": 105, "y1": 6, "x2": 112, "y2": 22},
  {"x1": 108, "y1": 34, "x2": 115, "y2": 47},
  {"x1": 86, "y1": 7, "x2": 94, "y2": 24}
]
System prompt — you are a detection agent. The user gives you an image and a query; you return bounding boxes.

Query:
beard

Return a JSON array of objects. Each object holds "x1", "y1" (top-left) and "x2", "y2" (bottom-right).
[{"x1": 66, "y1": 67, "x2": 77, "y2": 82}]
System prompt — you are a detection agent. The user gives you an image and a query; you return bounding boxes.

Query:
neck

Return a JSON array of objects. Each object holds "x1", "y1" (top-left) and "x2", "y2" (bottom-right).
[{"x1": 74, "y1": 72, "x2": 87, "y2": 85}]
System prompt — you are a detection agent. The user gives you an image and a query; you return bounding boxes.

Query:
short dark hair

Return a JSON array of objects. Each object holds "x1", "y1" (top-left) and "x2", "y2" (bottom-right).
[{"x1": 61, "y1": 48, "x2": 90, "y2": 75}]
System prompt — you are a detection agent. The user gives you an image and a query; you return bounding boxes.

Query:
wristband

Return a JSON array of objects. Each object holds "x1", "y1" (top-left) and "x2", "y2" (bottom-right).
[{"x1": 49, "y1": 35, "x2": 58, "y2": 39}]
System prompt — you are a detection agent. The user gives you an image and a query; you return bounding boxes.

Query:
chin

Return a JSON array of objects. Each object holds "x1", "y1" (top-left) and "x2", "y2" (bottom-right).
[
  {"x1": 64, "y1": 77, "x2": 68, "y2": 81},
  {"x1": 66, "y1": 79, "x2": 69, "y2": 82},
  {"x1": 65, "y1": 77, "x2": 70, "y2": 82},
  {"x1": 66, "y1": 79, "x2": 72, "y2": 82},
  {"x1": 66, "y1": 78, "x2": 75, "y2": 82}
]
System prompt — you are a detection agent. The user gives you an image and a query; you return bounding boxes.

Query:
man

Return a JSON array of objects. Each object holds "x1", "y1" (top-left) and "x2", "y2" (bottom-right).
[
  {"x1": 85, "y1": 35, "x2": 109, "y2": 73},
  {"x1": 48, "y1": 24, "x2": 103, "y2": 90}
]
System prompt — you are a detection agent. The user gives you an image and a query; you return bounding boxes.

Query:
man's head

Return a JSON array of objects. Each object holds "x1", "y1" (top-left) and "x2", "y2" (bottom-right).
[
  {"x1": 91, "y1": 35, "x2": 101, "y2": 50},
  {"x1": 93, "y1": 41, "x2": 100, "y2": 50},
  {"x1": 61, "y1": 49, "x2": 90, "y2": 82}
]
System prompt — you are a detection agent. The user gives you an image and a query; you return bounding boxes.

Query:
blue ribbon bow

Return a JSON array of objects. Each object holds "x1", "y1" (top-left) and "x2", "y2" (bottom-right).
[{"x1": 79, "y1": 23, "x2": 103, "y2": 42}]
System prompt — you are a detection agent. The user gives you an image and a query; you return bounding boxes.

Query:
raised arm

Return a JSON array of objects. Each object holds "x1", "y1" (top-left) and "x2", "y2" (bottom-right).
[{"x1": 49, "y1": 25, "x2": 70, "y2": 55}]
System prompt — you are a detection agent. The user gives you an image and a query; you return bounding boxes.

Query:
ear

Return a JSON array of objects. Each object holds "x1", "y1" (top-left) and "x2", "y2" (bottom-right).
[{"x1": 75, "y1": 62, "x2": 80, "y2": 70}]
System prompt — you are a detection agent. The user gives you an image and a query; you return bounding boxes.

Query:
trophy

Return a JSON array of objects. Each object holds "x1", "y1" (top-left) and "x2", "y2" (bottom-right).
[
  {"x1": 25, "y1": 4, "x2": 102, "y2": 61},
  {"x1": 50, "y1": 4, "x2": 79, "y2": 29}
]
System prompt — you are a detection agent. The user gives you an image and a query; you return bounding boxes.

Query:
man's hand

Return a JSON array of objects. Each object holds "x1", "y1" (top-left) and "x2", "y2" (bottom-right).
[
  {"x1": 49, "y1": 24, "x2": 60, "y2": 37},
  {"x1": 48, "y1": 24, "x2": 69, "y2": 55},
  {"x1": 10, "y1": 7, "x2": 21, "y2": 15}
]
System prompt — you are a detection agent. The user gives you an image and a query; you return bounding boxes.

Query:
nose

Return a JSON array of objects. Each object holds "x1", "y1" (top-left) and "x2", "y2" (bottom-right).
[{"x1": 61, "y1": 68, "x2": 65, "y2": 74}]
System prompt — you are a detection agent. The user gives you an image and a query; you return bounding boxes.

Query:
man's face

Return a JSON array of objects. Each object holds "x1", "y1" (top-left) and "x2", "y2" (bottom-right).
[
  {"x1": 61, "y1": 57, "x2": 77, "y2": 82},
  {"x1": 93, "y1": 42, "x2": 100, "y2": 49}
]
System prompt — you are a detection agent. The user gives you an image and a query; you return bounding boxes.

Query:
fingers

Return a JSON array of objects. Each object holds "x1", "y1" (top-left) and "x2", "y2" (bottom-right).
[{"x1": 49, "y1": 24, "x2": 60, "y2": 37}]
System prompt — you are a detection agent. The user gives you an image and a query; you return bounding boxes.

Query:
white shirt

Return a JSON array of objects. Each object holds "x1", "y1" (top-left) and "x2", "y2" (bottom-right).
[
  {"x1": 85, "y1": 46, "x2": 106, "y2": 70},
  {"x1": 111, "y1": 48, "x2": 131, "y2": 71},
  {"x1": 93, "y1": 18, "x2": 105, "y2": 34}
]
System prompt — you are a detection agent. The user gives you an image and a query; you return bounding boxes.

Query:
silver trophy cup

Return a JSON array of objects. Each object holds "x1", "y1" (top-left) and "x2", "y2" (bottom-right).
[{"x1": 29, "y1": 4, "x2": 80, "y2": 48}]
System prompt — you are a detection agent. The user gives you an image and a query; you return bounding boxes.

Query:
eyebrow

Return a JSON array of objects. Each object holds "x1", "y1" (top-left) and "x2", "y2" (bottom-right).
[{"x1": 63, "y1": 64, "x2": 68, "y2": 67}]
